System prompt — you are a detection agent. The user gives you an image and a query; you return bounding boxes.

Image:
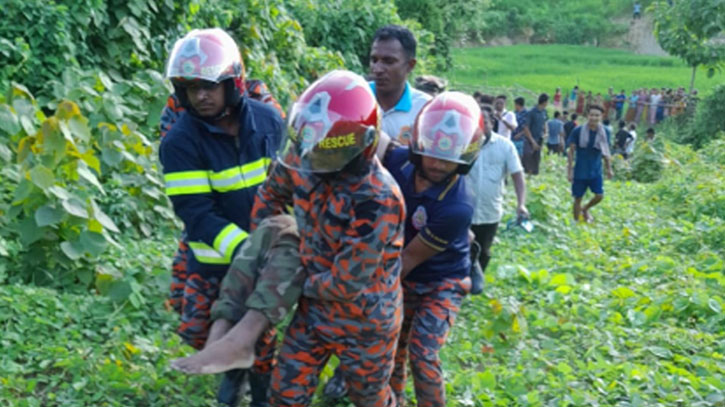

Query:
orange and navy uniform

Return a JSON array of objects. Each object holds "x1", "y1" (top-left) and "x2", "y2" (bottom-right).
[
  {"x1": 384, "y1": 146, "x2": 474, "y2": 407},
  {"x1": 160, "y1": 80, "x2": 284, "y2": 347},
  {"x1": 250, "y1": 159, "x2": 406, "y2": 407},
  {"x1": 159, "y1": 97, "x2": 282, "y2": 385}
]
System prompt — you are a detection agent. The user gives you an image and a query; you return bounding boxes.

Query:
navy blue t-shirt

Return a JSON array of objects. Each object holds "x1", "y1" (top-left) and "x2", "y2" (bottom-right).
[
  {"x1": 567, "y1": 126, "x2": 611, "y2": 180},
  {"x1": 384, "y1": 147, "x2": 473, "y2": 283}
]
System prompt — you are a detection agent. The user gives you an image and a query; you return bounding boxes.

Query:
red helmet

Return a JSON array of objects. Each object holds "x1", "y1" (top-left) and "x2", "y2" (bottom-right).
[
  {"x1": 165, "y1": 28, "x2": 245, "y2": 110},
  {"x1": 410, "y1": 91, "x2": 485, "y2": 174},
  {"x1": 278, "y1": 70, "x2": 380, "y2": 174}
]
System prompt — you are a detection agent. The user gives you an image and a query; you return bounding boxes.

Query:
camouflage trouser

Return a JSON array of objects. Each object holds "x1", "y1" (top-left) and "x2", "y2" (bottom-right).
[
  {"x1": 168, "y1": 232, "x2": 189, "y2": 314},
  {"x1": 210, "y1": 214, "x2": 304, "y2": 326},
  {"x1": 171, "y1": 216, "x2": 301, "y2": 375},
  {"x1": 269, "y1": 292, "x2": 402, "y2": 407},
  {"x1": 391, "y1": 277, "x2": 470, "y2": 407}
]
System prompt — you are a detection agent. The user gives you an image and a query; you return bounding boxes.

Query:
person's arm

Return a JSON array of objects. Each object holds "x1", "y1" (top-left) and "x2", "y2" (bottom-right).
[
  {"x1": 511, "y1": 171, "x2": 528, "y2": 218},
  {"x1": 400, "y1": 235, "x2": 440, "y2": 278},
  {"x1": 303, "y1": 195, "x2": 405, "y2": 302},
  {"x1": 401, "y1": 202, "x2": 473, "y2": 279},
  {"x1": 250, "y1": 162, "x2": 294, "y2": 230},
  {"x1": 498, "y1": 111, "x2": 517, "y2": 131},
  {"x1": 523, "y1": 123, "x2": 538, "y2": 150},
  {"x1": 160, "y1": 134, "x2": 249, "y2": 264},
  {"x1": 566, "y1": 134, "x2": 576, "y2": 183},
  {"x1": 603, "y1": 155, "x2": 613, "y2": 179}
]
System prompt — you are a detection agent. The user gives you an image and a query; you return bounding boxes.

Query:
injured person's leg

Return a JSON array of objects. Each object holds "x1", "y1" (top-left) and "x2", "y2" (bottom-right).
[
  {"x1": 170, "y1": 309, "x2": 269, "y2": 373},
  {"x1": 169, "y1": 214, "x2": 304, "y2": 375}
]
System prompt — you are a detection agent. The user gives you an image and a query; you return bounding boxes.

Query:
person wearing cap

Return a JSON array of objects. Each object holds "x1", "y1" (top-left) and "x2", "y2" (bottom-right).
[{"x1": 159, "y1": 28, "x2": 283, "y2": 406}]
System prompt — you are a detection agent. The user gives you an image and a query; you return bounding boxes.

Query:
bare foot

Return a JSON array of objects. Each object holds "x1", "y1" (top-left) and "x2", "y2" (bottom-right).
[
  {"x1": 583, "y1": 210, "x2": 594, "y2": 223},
  {"x1": 170, "y1": 336, "x2": 255, "y2": 374}
]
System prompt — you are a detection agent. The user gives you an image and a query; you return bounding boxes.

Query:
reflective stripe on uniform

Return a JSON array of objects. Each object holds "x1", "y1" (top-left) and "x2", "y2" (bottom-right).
[
  {"x1": 208, "y1": 157, "x2": 271, "y2": 192},
  {"x1": 165, "y1": 171, "x2": 212, "y2": 196},
  {"x1": 165, "y1": 158, "x2": 272, "y2": 196},
  {"x1": 213, "y1": 223, "x2": 248, "y2": 261},
  {"x1": 188, "y1": 241, "x2": 229, "y2": 265}
]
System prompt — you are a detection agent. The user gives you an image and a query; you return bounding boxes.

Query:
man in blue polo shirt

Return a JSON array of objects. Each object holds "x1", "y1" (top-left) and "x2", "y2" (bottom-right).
[
  {"x1": 369, "y1": 25, "x2": 431, "y2": 144},
  {"x1": 566, "y1": 105, "x2": 613, "y2": 223}
]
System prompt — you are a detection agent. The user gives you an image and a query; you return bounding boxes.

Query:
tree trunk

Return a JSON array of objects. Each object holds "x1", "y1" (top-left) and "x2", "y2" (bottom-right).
[{"x1": 689, "y1": 65, "x2": 697, "y2": 95}]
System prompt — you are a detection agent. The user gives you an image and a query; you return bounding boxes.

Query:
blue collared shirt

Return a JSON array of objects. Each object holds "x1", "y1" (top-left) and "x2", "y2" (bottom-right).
[
  {"x1": 369, "y1": 81, "x2": 431, "y2": 144},
  {"x1": 384, "y1": 147, "x2": 473, "y2": 283}
]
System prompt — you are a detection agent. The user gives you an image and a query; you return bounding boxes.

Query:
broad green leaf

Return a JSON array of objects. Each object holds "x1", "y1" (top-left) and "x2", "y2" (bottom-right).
[
  {"x1": 62, "y1": 198, "x2": 89, "y2": 219},
  {"x1": 0, "y1": 105, "x2": 21, "y2": 135},
  {"x1": 77, "y1": 163, "x2": 105, "y2": 193},
  {"x1": 708, "y1": 298, "x2": 722, "y2": 314},
  {"x1": 16, "y1": 217, "x2": 45, "y2": 245},
  {"x1": 0, "y1": 143, "x2": 11, "y2": 162},
  {"x1": 612, "y1": 286, "x2": 636, "y2": 299},
  {"x1": 108, "y1": 280, "x2": 133, "y2": 302},
  {"x1": 68, "y1": 116, "x2": 91, "y2": 142},
  {"x1": 79, "y1": 231, "x2": 107, "y2": 257},
  {"x1": 35, "y1": 205, "x2": 64, "y2": 227},
  {"x1": 60, "y1": 240, "x2": 83, "y2": 260},
  {"x1": 29, "y1": 165, "x2": 55, "y2": 189}
]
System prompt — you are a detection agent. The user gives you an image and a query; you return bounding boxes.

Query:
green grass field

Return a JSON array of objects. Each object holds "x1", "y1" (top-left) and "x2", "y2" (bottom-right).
[{"x1": 449, "y1": 44, "x2": 723, "y2": 97}]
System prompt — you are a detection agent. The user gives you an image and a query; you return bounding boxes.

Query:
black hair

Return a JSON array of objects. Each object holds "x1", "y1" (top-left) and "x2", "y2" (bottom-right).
[
  {"x1": 538, "y1": 93, "x2": 549, "y2": 104},
  {"x1": 496, "y1": 94, "x2": 507, "y2": 100},
  {"x1": 571, "y1": 113, "x2": 578, "y2": 120},
  {"x1": 554, "y1": 111, "x2": 561, "y2": 118},
  {"x1": 588, "y1": 105, "x2": 604, "y2": 113},
  {"x1": 618, "y1": 120, "x2": 626, "y2": 128},
  {"x1": 514, "y1": 97, "x2": 525, "y2": 107},
  {"x1": 373, "y1": 25, "x2": 417, "y2": 59},
  {"x1": 479, "y1": 94, "x2": 495, "y2": 105},
  {"x1": 603, "y1": 119, "x2": 610, "y2": 126},
  {"x1": 646, "y1": 127, "x2": 655, "y2": 134}
]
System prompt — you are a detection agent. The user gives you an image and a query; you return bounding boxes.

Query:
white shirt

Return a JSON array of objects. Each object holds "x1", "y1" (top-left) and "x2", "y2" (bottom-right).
[
  {"x1": 467, "y1": 132, "x2": 523, "y2": 224},
  {"x1": 495, "y1": 109, "x2": 517, "y2": 140},
  {"x1": 626, "y1": 130, "x2": 637, "y2": 154},
  {"x1": 371, "y1": 81, "x2": 431, "y2": 144}
]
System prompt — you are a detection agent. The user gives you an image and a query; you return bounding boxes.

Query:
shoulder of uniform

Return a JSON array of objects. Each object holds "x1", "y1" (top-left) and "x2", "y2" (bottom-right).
[{"x1": 247, "y1": 98, "x2": 283, "y2": 125}]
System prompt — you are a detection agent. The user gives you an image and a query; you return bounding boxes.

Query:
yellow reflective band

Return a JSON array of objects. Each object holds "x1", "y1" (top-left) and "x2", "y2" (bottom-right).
[
  {"x1": 164, "y1": 171, "x2": 212, "y2": 196},
  {"x1": 208, "y1": 157, "x2": 272, "y2": 193},
  {"x1": 188, "y1": 241, "x2": 229, "y2": 265},
  {"x1": 213, "y1": 224, "x2": 248, "y2": 261}
]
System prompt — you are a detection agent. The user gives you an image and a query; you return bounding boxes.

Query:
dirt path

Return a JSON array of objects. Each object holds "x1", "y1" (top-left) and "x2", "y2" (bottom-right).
[{"x1": 621, "y1": 15, "x2": 669, "y2": 56}]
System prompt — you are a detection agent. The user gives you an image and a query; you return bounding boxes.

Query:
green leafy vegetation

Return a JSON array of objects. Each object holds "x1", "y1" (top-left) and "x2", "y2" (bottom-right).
[
  {"x1": 449, "y1": 44, "x2": 724, "y2": 96},
  {"x1": 2, "y1": 0, "x2": 724, "y2": 406},
  {"x1": 288, "y1": 0, "x2": 437, "y2": 73}
]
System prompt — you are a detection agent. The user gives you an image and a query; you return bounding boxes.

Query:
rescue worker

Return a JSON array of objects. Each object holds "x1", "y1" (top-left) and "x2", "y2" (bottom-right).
[
  {"x1": 326, "y1": 92, "x2": 484, "y2": 406},
  {"x1": 159, "y1": 28, "x2": 282, "y2": 407},
  {"x1": 251, "y1": 69, "x2": 406, "y2": 407},
  {"x1": 383, "y1": 92, "x2": 484, "y2": 407}
]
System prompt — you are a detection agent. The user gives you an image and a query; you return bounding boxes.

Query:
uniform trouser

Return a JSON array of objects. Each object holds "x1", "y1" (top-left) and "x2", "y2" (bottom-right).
[
  {"x1": 270, "y1": 292, "x2": 402, "y2": 407},
  {"x1": 210, "y1": 214, "x2": 304, "y2": 327},
  {"x1": 471, "y1": 223, "x2": 499, "y2": 273},
  {"x1": 168, "y1": 215, "x2": 302, "y2": 404},
  {"x1": 391, "y1": 277, "x2": 470, "y2": 407}
]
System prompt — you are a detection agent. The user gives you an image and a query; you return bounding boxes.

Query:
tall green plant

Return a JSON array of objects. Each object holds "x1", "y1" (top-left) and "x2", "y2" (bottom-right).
[{"x1": 653, "y1": 0, "x2": 725, "y2": 93}]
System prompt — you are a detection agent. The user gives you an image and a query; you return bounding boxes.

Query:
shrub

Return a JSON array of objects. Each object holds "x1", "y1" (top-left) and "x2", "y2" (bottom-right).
[
  {"x1": 682, "y1": 84, "x2": 725, "y2": 149},
  {"x1": 0, "y1": 81, "x2": 173, "y2": 290},
  {"x1": 288, "y1": 0, "x2": 437, "y2": 74}
]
